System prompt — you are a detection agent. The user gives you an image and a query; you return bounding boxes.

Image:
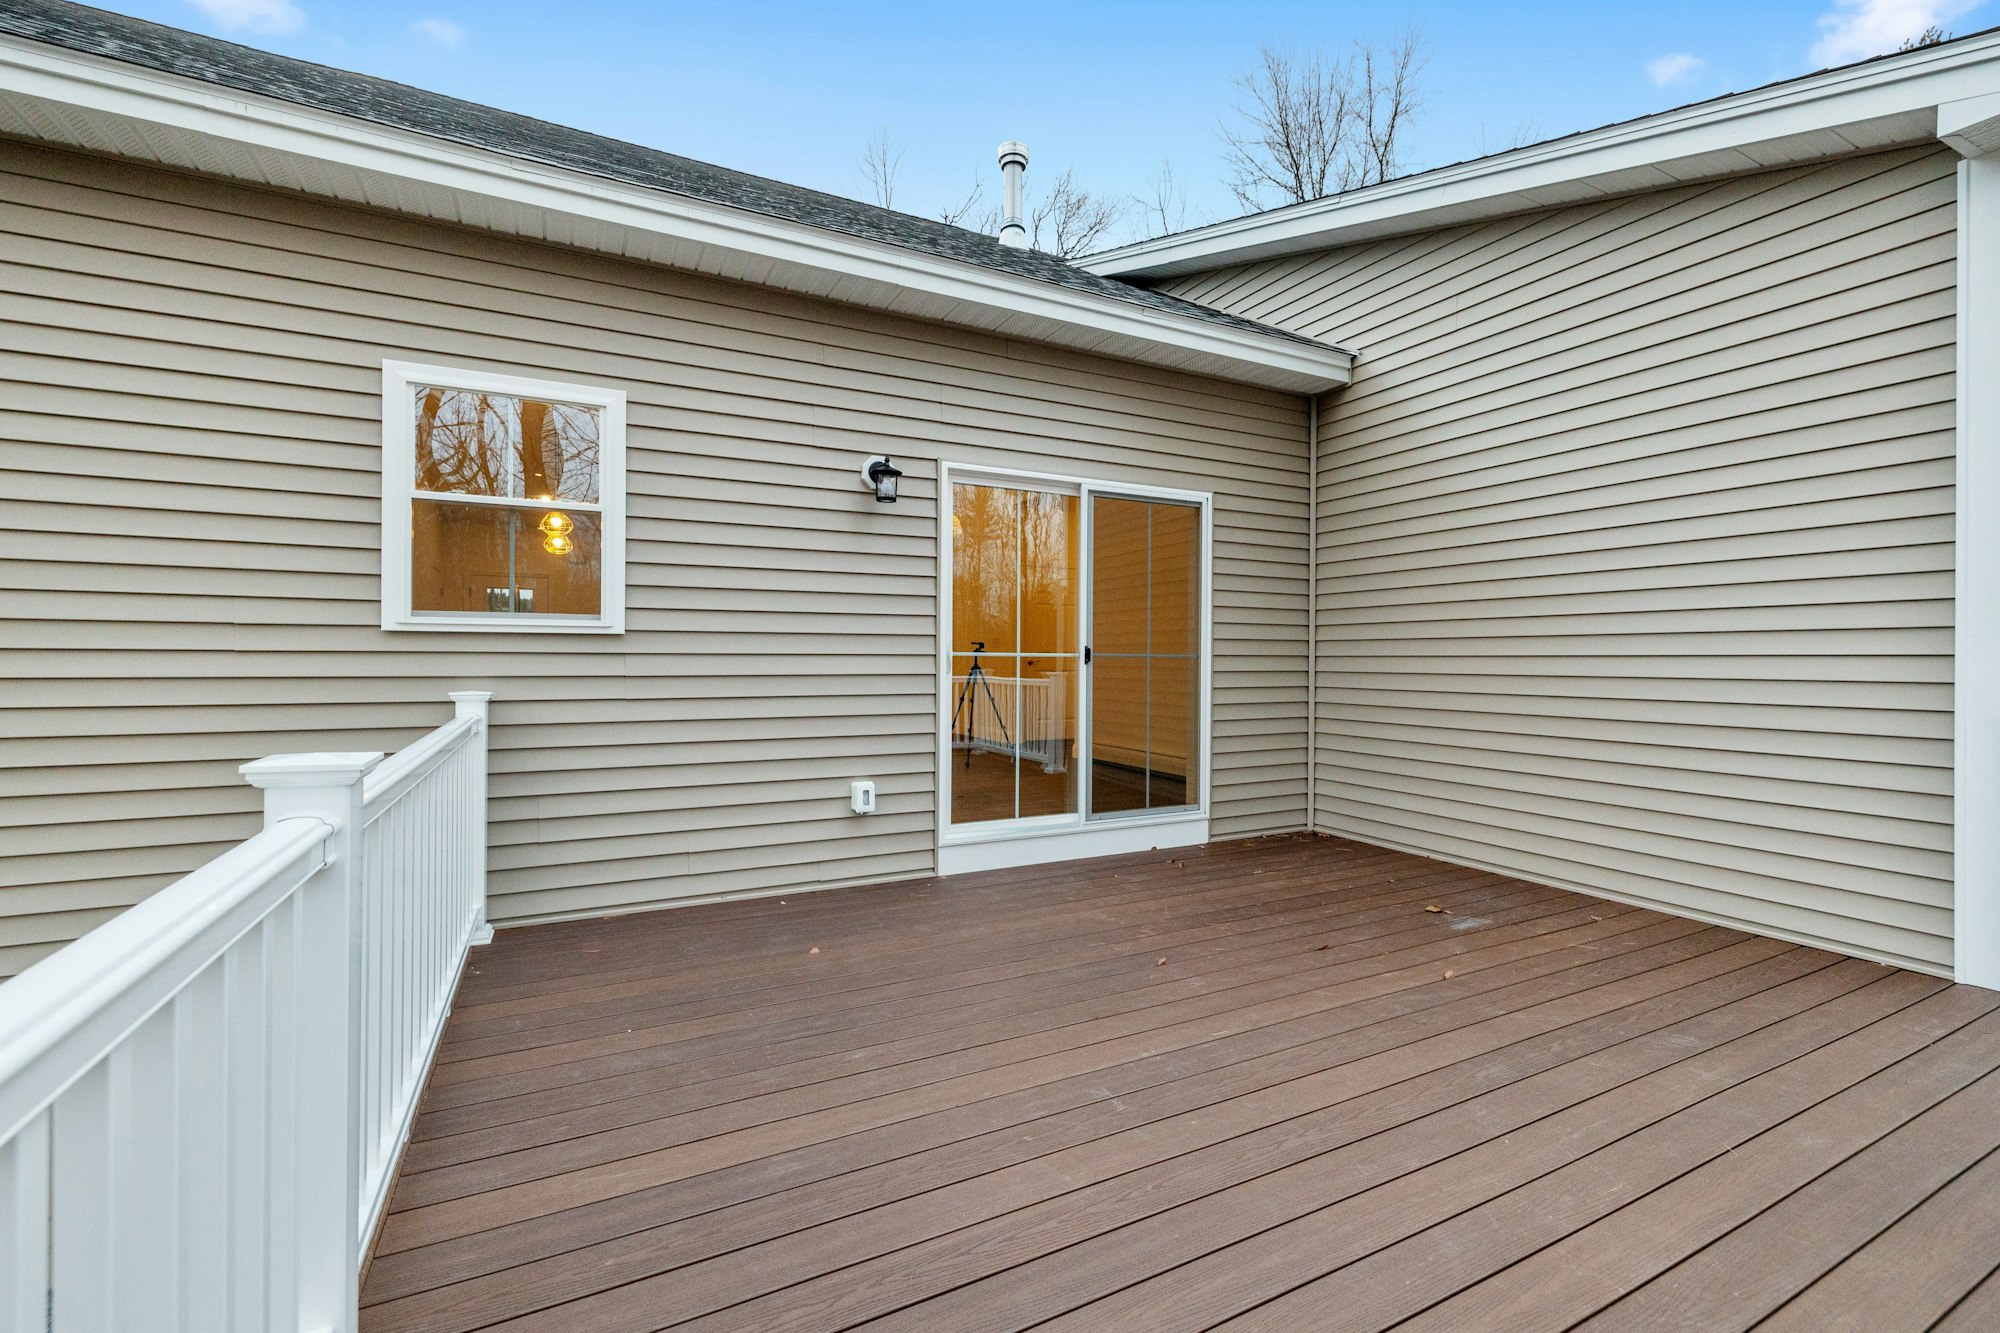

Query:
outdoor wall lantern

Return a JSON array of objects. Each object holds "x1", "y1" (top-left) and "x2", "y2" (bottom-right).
[{"x1": 860, "y1": 455, "x2": 903, "y2": 503}]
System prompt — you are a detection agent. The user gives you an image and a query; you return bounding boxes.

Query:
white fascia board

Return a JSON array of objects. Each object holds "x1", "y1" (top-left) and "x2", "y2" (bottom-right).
[
  {"x1": 1086, "y1": 31, "x2": 2000, "y2": 279},
  {"x1": 1941, "y1": 91, "x2": 2000, "y2": 157},
  {"x1": 0, "y1": 36, "x2": 1350, "y2": 393}
]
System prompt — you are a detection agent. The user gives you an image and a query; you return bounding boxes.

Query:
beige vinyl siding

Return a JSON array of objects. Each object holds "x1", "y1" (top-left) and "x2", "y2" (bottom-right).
[
  {"x1": 1161, "y1": 143, "x2": 1957, "y2": 973},
  {"x1": 0, "y1": 139, "x2": 1309, "y2": 976}
]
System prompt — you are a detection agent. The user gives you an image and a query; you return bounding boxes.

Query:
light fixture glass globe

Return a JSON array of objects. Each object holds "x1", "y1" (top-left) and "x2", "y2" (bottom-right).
[{"x1": 862, "y1": 455, "x2": 903, "y2": 503}]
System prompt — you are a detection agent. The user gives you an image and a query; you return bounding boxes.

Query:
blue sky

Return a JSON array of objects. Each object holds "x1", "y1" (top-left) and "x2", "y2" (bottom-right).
[{"x1": 104, "y1": 0, "x2": 1994, "y2": 245}]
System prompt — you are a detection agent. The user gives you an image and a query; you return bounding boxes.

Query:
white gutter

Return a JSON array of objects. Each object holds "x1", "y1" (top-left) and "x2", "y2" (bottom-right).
[
  {"x1": 0, "y1": 35, "x2": 1351, "y2": 393},
  {"x1": 1087, "y1": 29, "x2": 2000, "y2": 280}
]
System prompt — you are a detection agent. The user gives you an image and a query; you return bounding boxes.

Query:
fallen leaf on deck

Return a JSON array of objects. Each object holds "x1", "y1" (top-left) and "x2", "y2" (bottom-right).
[
  {"x1": 1316, "y1": 943, "x2": 1332, "y2": 951},
  {"x1": 1157, "y1": 957, "x2": 1168, "y2": 966},
  {"x1": 1425, "y1": 905, "x2": 1445, "y2": 913},
  {"x1": 808, "y1": 946, "x2": 819, "y2": 955},
  {"x1": 1444, "y1": 970, "x2": 1456, "y2": 979}
]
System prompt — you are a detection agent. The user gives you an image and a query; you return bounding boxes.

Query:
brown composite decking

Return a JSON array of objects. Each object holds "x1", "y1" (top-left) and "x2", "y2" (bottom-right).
[{"x1": 359, "y1": 833, "x2": 2000, "y2": 1332}]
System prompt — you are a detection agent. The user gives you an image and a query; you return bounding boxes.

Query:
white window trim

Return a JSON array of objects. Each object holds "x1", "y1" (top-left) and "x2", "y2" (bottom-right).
[
  {"x1": 380, "y1": 359, "x2": 627, "y2": 634},
  {"x1": 935, "y1": 461, "x2": 1214, "y2": 876}
]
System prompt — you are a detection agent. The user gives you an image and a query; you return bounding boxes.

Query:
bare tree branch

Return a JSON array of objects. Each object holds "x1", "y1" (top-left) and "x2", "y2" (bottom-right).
[
  {"x1": 1468, "y1": 117, "x2": 1544, "y2": 159},
  {"x1": 1028, "y1": 167, "x2": 1126, "y2": 258},
  {"x1": 1219, "y1": 29, "x2": 1429, "y2": 211},
  {"x1": 858, "y1": 127, "x2": 905, "y2": 210},
  {"x1": 1134, "y1": 157, "x2": 1190, "y2": 238},
  {"x1": 1355, "y1": 27, "x2": 1428, "y2": 188},
  {"x1": 1219, "y1": 44, "x2": 1348, "y2": 209},
  {"x1": 938, "y1": 173, "x2": 988, "y2": 228}
]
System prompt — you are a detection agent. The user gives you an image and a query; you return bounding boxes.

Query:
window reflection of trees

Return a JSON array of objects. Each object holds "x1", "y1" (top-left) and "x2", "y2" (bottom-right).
[
  {"x1": 413, "y1": 387, "x2": 600, "y2": 502},
  {"x1": 952, "y1": 486, "x2": 1079, "y2": 655},
  {"x1": 953, "y1": 483, "x2": 1017, "y2": 650},
  {"x1": 1021, "y1": 491, "x2": 1077, "y2": 653}
]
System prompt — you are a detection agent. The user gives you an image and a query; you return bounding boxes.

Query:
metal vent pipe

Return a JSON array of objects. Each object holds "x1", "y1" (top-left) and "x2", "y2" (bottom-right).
[{"x1": 997, "y1": 141, "x2": 1029, "y2": 248}]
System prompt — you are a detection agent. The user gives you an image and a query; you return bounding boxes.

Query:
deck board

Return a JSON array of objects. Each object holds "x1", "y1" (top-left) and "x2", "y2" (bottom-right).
[{"x1": 360, "y1": 833, "x2": 2000, "y2": 1332}]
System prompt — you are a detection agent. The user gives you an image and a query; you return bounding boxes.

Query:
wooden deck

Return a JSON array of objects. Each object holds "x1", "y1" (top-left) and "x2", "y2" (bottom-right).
[{"x1": 359, "y1": 833, "x2": 2000, "y2": 1332}]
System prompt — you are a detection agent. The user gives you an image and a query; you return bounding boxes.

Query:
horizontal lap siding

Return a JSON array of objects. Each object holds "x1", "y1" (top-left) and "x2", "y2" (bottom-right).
[
  {"x1": 1161, "y1": 144, "x2": 1957, "y2": 973},
  {"x1": 0, "y1": 141, "x2": 1308, "y2": 976}
]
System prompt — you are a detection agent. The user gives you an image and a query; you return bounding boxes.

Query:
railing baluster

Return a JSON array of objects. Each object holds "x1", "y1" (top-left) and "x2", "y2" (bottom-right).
[
  {"x1": 0, "y1": 1110, "x2": 50, "y2": 1333},
  {"x1": 50, "y1": 1063, "x2": 112, "y2": 1333},
  {"x1": 265, "y1": 889, "x2": 300, "y2": 1333},
  {"x1": 178, "y1": 965, "x2": 229, "y2": 1329},
  {"x1": 229, "y1": 920, "x2": 269, "y2": 1333},
  {"x1": 112, "y1": 1005, "x2": 180, "y2": 1328},
  {"x1": 396, "y1": 797, "x2": 412, "y2": 1152}
]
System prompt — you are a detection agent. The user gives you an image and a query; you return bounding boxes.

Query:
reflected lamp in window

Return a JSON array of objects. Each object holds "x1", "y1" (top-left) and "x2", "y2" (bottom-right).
[{"x1": 380, "y1": 362, "x2": 626, "y2": 632}]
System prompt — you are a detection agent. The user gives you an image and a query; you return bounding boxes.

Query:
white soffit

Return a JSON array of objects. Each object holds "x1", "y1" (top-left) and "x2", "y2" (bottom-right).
[
  {"x1": 0, "y1": 36, "x2": 1352, "y2": 393},
  {"x1": 1086, "y1": 30, "x2": 2000, "y2": 279}
]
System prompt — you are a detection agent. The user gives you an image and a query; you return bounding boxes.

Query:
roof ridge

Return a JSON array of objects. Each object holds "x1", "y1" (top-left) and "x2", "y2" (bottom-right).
[{"x1": 0, "y1": 0, "x2": 1333, "y2": 352}]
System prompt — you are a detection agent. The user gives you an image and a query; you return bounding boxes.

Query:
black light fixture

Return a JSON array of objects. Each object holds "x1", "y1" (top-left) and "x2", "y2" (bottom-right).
[{"x1": 860, "y1": 455, "x2": 903, "y2": 504}]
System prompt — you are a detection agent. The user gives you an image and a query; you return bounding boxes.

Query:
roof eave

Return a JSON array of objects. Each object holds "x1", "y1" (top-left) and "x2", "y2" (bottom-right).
[
  {"x1": 1085, "y1": 29, "x2": 2000, "y2": 280},
  {"x1": 0, "y1": 34, "x2": 1351, "y2": 393}
]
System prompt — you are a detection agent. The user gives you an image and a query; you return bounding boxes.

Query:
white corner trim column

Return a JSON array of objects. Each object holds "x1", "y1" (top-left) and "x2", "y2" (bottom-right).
[
  {"x1": 1306, "y1": 394, "x2": 1320, "y2": 836},
  {"x1": 1949, "y1": 96, "x2": 2000, "y2": 989}
]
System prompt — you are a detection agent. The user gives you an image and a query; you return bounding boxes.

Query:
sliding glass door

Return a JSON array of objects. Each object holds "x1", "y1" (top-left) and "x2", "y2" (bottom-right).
[{"x1": 947, "y1": 472, "x2": 1205, "y2": 838}]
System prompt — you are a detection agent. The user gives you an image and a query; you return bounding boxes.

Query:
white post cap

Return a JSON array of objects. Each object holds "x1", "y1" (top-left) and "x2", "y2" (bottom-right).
[{"x1": 240, "y1": 752, "x2": 384, "y2": 788}]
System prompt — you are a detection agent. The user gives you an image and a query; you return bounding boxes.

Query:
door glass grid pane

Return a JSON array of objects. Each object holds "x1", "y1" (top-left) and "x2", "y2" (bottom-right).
[
  {"x1": 950, "y1": 483, "x2": 1079, "y2": 825},
  {"x1": 1090, "y1": 495, "x2": 1201, "y2": 818}
]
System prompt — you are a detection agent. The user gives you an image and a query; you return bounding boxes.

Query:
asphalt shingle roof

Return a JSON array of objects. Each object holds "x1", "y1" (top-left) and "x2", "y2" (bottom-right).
[{"x1": 0, "y1": 0, "x2": 1329, "y2": 351}]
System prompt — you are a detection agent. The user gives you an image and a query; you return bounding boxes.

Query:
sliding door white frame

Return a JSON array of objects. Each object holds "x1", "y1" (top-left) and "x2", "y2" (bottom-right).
[{"x1": 936, "y1": 461, "x2": 1214, "y2": 876}]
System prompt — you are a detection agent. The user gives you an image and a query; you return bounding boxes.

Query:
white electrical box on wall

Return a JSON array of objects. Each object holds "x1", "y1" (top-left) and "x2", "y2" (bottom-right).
[{"x1": 850, "y1": 780, "x2": 876, "y2": 814}]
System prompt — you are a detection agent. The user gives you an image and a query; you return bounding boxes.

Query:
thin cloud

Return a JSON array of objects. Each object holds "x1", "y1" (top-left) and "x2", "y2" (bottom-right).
[
  {"x1": 412, "y1": 17, "x2": 465, "y2": 48},
  {"x1": 1647, "y1": 53, "x2": 1705, "y2": 87},
  {"x1": 1811, "y1": 0, "x2": 1986, "y2": 65},
  {"x1": 185, "y1": 0, "x2": 304, "y2": 34}
]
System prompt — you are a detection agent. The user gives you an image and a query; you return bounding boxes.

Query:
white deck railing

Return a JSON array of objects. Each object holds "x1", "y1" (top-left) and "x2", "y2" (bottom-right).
[
  {"x1": 0, "y1": 691, "x2": 492, "y2": 1333},
  {"x1": 354, "y1": 699, "x2": 490, "y2": 1240}
]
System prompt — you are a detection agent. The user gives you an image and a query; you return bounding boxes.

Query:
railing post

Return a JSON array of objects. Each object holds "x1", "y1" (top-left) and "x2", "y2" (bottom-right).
[
  {"x1": 448, "y1": 691, "x2": 495, "y2": 945},
  {"x1": 240, "y1": 751, "x2": 381, "y2": 1333}
]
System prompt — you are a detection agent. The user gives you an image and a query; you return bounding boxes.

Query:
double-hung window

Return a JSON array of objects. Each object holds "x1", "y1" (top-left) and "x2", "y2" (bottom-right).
[{"x1": 381, "y1": 361, "x2": 626, "y2": 632}]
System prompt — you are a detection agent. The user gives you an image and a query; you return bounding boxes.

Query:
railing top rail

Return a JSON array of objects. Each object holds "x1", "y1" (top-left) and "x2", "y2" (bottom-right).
[
  {"x1": 0, "y1": 815, "x2": 333, "y2": 1142},
  {"x1": 362, "y1": 712, "x2": 480, "y2": 819}
]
